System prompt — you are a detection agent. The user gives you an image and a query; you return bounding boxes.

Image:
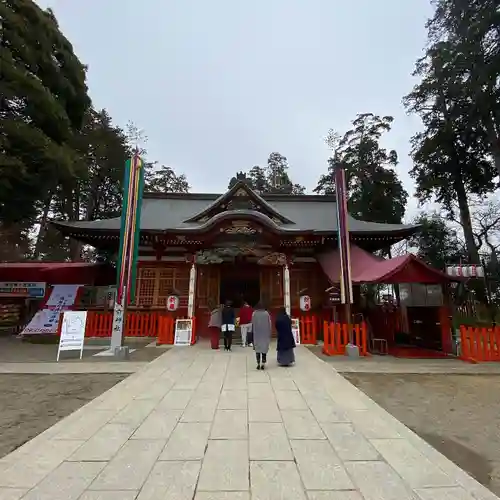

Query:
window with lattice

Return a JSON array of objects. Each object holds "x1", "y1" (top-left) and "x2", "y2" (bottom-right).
[
  {"x1": 135, "y1": 266, "x2": 190, "y2": 307},
  {"x1": 136, "y1": 268, "x2": 157, "y2": 306}
]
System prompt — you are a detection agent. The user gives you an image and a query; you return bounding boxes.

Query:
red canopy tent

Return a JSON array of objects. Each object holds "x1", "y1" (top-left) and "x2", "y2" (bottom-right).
[
  {"x1": 317, "y1": 244, "x2": 457, "y2": 357},
  {"x1": 0, "y1": 262, "x2": 115, "y2": 285},
  {"x1": 317, "y1": 245, "x2": 453, "y2": 285}
]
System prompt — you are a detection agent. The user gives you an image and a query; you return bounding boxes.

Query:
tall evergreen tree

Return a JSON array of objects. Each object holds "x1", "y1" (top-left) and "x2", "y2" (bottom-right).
[
  {"x1": 227, "y1": 157, "x2": 305, "y2": 194},
  {"x1": 404, "y1": 27, "x2": 496, "y2": 264},
  {"x1": 146, "y1": 165, "x2": 190, "y2": 194},
  {"x1": 247, "y1": 166, "x2": 269, "y2": 193},
  {"x1": 426, "y1": 0, "x2": 500, "y2": 178},
  {"x1": 1, "y1": 0, "x2": 91, "y2": 227},
  {"x1": 315, "y1": 113, "x2": 408, "y2": 225},
  {"x1": 266, "y1": 152, "x2": 305, "y2": 194}
]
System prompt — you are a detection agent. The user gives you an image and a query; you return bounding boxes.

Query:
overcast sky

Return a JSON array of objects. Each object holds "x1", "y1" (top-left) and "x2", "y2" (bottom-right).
[{"x1": 37, "y1": 0, "x2": 433, "y2": 221}]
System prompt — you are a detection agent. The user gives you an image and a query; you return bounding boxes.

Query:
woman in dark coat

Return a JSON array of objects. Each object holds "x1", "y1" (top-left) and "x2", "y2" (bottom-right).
[
  {"x1": 221, "y1": 300, "x2": 235, "y2": 351},
  {"x1": 275, "y1": 307, "x2": 296, "y2": 366}
]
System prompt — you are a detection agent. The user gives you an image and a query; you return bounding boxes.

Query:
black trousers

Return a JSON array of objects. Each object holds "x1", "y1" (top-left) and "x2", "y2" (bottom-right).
[
  {"x1": 256, "y1": 352, "x2": 267, "y2": 364},
  {"x1": 223, "y1": 331, "x2": 232, "y2": 350}
]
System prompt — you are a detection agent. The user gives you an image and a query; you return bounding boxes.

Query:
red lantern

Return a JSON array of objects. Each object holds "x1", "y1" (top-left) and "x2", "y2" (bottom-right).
[{"x1": 167, "y1": 295, "x2": 179, "y2": 312}]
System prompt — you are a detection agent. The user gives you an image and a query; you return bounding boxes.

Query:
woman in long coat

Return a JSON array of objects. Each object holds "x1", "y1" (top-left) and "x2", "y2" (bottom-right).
[
  {"x1": 275, "y1": 307, "x2": 296, "y2": 366},
  {"x1": 251, "y1": 302, "x2": 272, "y2": 370},
  {"x1": 207, "y1": 300, "x2": 222, "y2": 350}
]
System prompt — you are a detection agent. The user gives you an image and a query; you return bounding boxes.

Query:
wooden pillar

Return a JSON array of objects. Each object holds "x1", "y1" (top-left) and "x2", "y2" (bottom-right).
[
  {"x1": 283, "y1": 261, "x2": 291, "y2": 315},
  {"x1": 187, "y1": 261, "x2": 197, "y2": 318}
]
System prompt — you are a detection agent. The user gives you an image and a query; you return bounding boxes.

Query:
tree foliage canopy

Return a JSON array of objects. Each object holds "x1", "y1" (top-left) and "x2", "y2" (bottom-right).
[
  {"x1": 1, "y1": 0, "x2": 91, "y2": 225},
  {"x1": 403, "y1": 0, "x2": 498, "y2": 264},
  {"x1": 0, "y1": 1, "x2": 191, "y2": 261},
  {"x1": 408, "y1": 213, "x2": 466, "y2": 270},
  {"x1": 315, "y1": 113, "x2": 408, "y2": 225},
  {"x1": 228, "y1": 153, "x2": 305, "y2": 194}
]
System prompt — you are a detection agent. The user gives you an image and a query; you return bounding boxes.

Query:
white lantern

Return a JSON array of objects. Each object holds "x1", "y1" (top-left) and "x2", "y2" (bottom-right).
[
  {"x1": 299, "y1": 295, "x2": 311, "y2": 312},
  {"x1": 166, "y1": 295, "x2": 179, "y2": 312},
  {"x1": 476, "y1": 266, "x2": 485, "y2": 278}
]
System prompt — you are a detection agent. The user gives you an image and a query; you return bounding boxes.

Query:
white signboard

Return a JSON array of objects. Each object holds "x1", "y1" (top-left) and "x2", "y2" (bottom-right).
[
  {"x1": 291, "y1": 318, "x2": 301, "y2": 345},
  {"x1": 57, "y1": 311, "x2": 87, "y2": 361},
  {"x1": 46, "y1": 284, "x2": 81, "y2": 307},
  {"x1": 174, "y1": 319, "x2": 193, "y2": 346},
  {"x1": 22, "y1": 309, "x2": 61, "y2": 335},
  {"x1": 21, "y1": 284, "x2": 82, "y2": 335}
]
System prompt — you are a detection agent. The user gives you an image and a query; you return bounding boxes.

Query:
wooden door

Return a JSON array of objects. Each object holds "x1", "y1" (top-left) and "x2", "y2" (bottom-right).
[
  {"x1": 259, "y1": 267, "x2": 283, "y2": 310},
  {"x1": 196, "y1": 265, "x2": 220, "y2": 310},
  {"x1": 406, "y1": 306, "x2": 443, "y2": 350}
]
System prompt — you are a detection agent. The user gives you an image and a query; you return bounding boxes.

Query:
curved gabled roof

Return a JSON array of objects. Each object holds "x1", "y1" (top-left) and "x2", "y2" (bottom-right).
[
  {"x1": 184, "y1": 181, "x2": 294, "y2": 224},
  {"x1": 50, "y1": 181, "x2": 420, "y2": 244}
]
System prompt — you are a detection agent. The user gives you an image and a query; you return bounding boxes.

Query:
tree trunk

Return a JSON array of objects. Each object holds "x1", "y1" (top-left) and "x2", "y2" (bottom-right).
[
  {"x1": 33, "y1": 194, "x2": 52, "y2": 260},
  {"x1": 453, "y1": 177, "x2": 480, "y2": 264},
  {"x1": 485, "y1": 113, "x2": 500, "y2": 180}
]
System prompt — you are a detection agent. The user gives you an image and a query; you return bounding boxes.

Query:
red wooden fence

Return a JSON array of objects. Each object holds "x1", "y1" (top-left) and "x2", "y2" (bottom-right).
[
  {"x1": 84, "y1": 311, "x2": 159, "y2": 337},
  {"x1": 322, "y1": 322, "x2": 368, "y2": 356},
  {"x1": 299, "y1": 316, "x2": 317, "y2": 344},
  {"x1": 460, "y1": 325, "x2": 500, "y2": 363}
]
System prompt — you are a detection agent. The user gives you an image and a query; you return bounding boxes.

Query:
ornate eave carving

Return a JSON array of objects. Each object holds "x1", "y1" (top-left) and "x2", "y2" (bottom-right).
[{"x1": 220, "y1": 220, "x2": 262, "y2": 235}]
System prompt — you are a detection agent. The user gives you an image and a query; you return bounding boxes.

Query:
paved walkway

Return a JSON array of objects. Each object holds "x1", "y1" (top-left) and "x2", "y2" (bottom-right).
[{"x1": 0, "y1": 344, "x2": 497, "y2": 500}]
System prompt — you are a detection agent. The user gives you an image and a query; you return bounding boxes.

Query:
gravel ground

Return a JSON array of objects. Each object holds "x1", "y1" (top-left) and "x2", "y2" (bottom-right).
[
  {"x1": 0, "y1": 336, "x2": 166, "y2": 363},
  {"x1": 344, "y1": 373, "x2": 500, "y2": 496},
  {"x1": 0, "y1": 373, "x2": 128, "y2": 459}
]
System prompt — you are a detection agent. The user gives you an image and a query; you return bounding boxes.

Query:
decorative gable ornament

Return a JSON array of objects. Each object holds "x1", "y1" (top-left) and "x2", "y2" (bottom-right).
[
  {"x1": 258, "y1": 252, "x2": 288, "y2": 266},
  {"x1": 183, "y1": 180, "x2": 294, "y2": 225}
]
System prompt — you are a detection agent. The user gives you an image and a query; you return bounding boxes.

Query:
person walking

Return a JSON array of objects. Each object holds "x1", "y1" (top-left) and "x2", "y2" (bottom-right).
[
  {"x1": 207, "y1": 300, "x2": 222, "y2": 350},
  {"x1": 251, "y1": 302, "x2": 272, "y2": 370},
  {"x1": 239, "y1": 299, "x2": 253, "y2": 347},
  {"x1": 221, "y1": 300, "x2": 235, "y2": 351},
  {"x1": 275, "y1": 307, "x2": 296, "y2": 366}
]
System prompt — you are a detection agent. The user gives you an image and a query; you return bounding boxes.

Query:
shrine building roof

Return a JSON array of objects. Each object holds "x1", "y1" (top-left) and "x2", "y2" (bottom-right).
[{"x1": 51, "y1": 181, "x2": 419, "y2": 245}]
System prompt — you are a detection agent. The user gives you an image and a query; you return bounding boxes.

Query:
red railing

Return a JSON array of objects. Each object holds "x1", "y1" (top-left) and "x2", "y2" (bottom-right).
[
  {"x1": 298, "y1": 316, "x2": 317, "y2": 344},
  {"x1": 157, "y1": 315, "x2": 175, "y2": 345},
  {"x1": 323, "y1": 322, "x2": 368, "y2": 356},
  {"x1": 460, "y1": 325, "x2": 500, "y2": 363},
  {"x1": 81, "y1": 310, "x2": 196, "y2": 345},
  {"x1": 84, "y1": 311, "x2": 159, "y2": 337}
]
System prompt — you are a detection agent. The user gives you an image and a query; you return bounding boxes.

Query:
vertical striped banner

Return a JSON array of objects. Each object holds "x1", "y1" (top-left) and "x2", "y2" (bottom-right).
[
  {"x1": 116, "y1": 152, "x2": 144, "y2": 306},
  {"x1": 334, "y1": 164, "x2": 353, "y2": 304}
]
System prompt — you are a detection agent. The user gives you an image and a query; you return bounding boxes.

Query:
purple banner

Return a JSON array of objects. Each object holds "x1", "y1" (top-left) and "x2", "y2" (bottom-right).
[{"x1": 334, "y1": 165, "x2": 353, "y2": 304}]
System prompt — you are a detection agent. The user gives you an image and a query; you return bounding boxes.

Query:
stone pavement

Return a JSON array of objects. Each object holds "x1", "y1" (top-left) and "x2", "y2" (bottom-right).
[{"x1": 0, "y1": 344, "x2": 497, "y2": 500}]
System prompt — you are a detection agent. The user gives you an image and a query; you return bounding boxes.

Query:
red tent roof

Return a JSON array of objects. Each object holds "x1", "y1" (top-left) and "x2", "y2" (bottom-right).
[
  {"x1": 317, "y1": 245, "x2": 454, "y2": 284},
  {"x1": 316, "y1": 245, "x2": 384, "y2": 282},
  {"x1": 0, "y1": 262, "x2": 114, "y2": 285}
]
